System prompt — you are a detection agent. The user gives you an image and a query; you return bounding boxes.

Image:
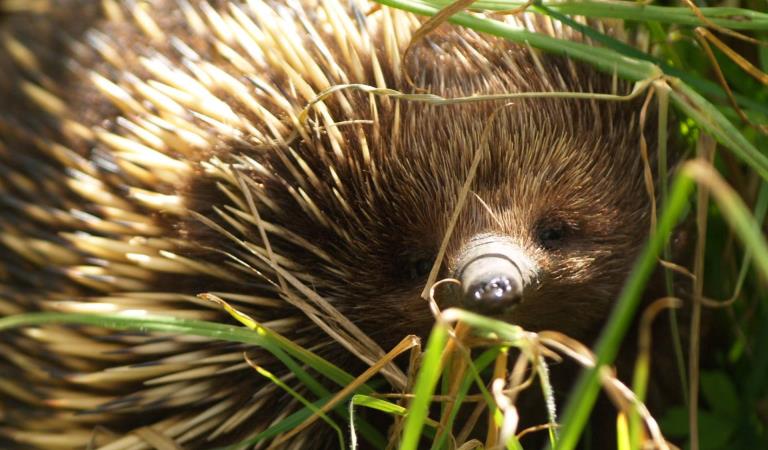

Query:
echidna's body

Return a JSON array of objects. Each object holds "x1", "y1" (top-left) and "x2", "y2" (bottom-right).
[{"x1": 1, "y1": 1, "x2": 660, "y2": 448}]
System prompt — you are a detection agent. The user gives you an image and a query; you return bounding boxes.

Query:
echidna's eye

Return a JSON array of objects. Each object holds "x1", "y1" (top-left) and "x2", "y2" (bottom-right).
[
  {"x1": 409, "y1": 257, "x2": 434, "y2": 280},
  {"x1": 536, "y1": 220, "x2": 569, "y2": 250}
]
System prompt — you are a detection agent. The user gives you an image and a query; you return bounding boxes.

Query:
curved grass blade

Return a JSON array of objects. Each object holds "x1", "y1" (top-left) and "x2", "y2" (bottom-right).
[
  {"x1": 400, "y1": 322, "x2": 450, "y2": 450},
  {"x1": 555, "y1": 169, "x2": 696, "y2": 450}
]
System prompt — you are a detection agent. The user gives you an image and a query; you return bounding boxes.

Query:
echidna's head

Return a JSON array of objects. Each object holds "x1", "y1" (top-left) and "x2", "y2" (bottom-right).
[{"x1": 191, "y1": 30, "x2": 656, "y2": 351}]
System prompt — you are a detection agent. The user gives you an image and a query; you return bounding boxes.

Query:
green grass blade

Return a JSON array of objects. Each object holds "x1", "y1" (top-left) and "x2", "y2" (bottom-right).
[
  {"x1": 374, "y1": 0, "x2": 660, "y2": 81},
  {"x1": 250, "y1": 364, "x2": 345, "y2": 449},
  {"x1": 431, "y1": 347, "x2": 500, "y2": 450},
  {"x1": 555, "y1": 172, "x2": 696, "y2": 450},
  {"x1": 683, "y1": 163, "x2": 768, "y2": 281},
  {"x1": 0, "y1": 312, "x2": 387, "y2": 447},
  {"x1": 351, "y1": 394, "x2": 409, "y2": 416},
  {"x1": 731, "y1": 182, "x2": 768, "y2": 300},
  {"x1": 218, "y1": 399, "x2": 325, "y2": 450},
  {"x1": 427, "y1": 1, "x2": 768, "y2": 30},
  {"x1": 0, "y1": 312, "x2": 263, "y2": 341},
  {"x1": 400, "y1": 322, "x2": 449, "y2": 450}
]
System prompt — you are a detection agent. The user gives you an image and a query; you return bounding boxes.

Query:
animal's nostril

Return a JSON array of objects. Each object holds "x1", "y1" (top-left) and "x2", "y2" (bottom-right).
[
  {"x1": 467, "y1": 275, "x2": 522, "y2": 312},
  {"x1": 473, "y1": 276, "x2": 514, "y2": 300}
]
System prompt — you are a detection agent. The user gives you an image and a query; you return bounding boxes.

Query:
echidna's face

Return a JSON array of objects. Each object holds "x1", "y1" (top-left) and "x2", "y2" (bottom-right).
[{"x1": 254, "y1": 83, "x2": 653, "y2": 348}]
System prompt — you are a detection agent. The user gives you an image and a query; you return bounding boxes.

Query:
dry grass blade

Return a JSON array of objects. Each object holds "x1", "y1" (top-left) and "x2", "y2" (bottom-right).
[
  {"x1": 402, "y1": 0, "x2": 477, "y2": 88},
  {"x1": 539, "y1": 331, "x2": 669, "y2": 450},
  {"x1": 692, "y1": 29, "x2": 753, "y2": 128},
  {"x1": 682, "y1": 0, "x2": 765, "y2": 46},
  {"x1": 695, "y1": 27, "x2": 768, "y2": 85},
  {"x1": 271, "y1": 336, "x2": 420, "y2": 447},
  {"x1": 658, "y1": 260, "x2": 695, "y2": 281},
  {"x1": 485, "y1": 346, "x2": 509, "y2": 448},
  {"x1": 639, "y1": 87, "x2": 658, "y2": 233},
  {"x1": 238, "y1": 174, "x2": 287, "y2": 292},
  {"x1": 131, "y1": 427, "x2": 184, "y2": 450},
  {"x1": 689, "y1": 134, "x2": 717, "y2": 450},
  {"x1": 302, "y1": 81, "x2": 651, "y2": 117},
  {"x1": 598, "y1": 369, "x2": 670, "y2": 450},
  {"x1": 637, "y1": 297, "x2": 683, "y2": 389},
  {"x1": 516, "y1": 423, "x2": 558, "y2": 441},
  {"x1": 434, "y1": 322, "x2": 473, "y2": 446},
  {"x1": 457, "y1": 440, "x2": 484, "y2": 450},
  {"x1": 194, "y1": 212, "x2": 408, "y2": 388},
  {"x1": 693, "y1": 28, "x2": 768, "y2": 134},
  {"x1": 491, "y1": 377, "x2": 520, "y2": 445},
  {"x1": 632, "y1": 297, "x2": 683, "y2": 449},
  {"x1": 421, "y1": 103, "x2": 504, "y2": 299}
]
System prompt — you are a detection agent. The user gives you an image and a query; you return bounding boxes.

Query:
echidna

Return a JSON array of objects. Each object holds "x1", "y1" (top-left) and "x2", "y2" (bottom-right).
[{"x1": 0, "y1": 0, "x2": 667, "y2": 448}]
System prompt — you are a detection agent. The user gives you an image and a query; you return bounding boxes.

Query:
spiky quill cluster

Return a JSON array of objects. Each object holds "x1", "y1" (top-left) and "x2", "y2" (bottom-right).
[{"x1": 0, "y1": 0, "x2": 658, "y2": 448}]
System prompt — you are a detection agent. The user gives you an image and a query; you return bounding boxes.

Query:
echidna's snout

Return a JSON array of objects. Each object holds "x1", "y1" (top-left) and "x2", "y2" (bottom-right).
[{"x1": 455, "y1": 236, "x2": 538, "y2": 314}]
